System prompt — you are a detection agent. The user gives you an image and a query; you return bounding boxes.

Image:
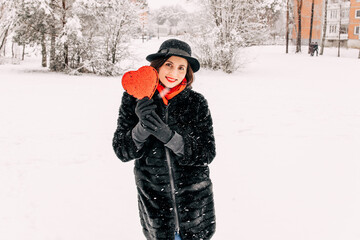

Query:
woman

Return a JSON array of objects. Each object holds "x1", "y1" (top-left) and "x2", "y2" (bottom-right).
[{"x1": 113, "y1": 39, "x2": 216, "y2": 240}]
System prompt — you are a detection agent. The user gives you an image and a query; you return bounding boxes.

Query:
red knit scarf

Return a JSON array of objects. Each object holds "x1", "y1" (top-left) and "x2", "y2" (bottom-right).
[{"x1": 157, "y1": 79, "x2": 187, "y2": 105}]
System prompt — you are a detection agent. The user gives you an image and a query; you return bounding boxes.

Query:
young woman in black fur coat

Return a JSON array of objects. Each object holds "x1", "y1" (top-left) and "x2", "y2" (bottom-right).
[{"x1": 113, "y1": 39, "x2": 216, "y2": 240}]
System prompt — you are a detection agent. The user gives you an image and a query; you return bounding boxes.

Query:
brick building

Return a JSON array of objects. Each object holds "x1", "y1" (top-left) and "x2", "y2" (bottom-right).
[{"x1": 292, "y1": 0, "x2": 360, "y2": 48}]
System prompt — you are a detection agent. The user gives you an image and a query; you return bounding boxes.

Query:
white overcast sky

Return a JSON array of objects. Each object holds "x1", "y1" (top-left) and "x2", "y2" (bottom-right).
[
  {"x1": 147, "y1": 0, "x2": 197, "y2": 11},
  {"x1": 147, "y1": 0, "x2": 183, "y2": 9}
]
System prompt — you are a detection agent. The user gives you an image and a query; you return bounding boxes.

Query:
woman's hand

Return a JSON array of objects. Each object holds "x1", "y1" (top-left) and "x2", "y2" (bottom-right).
[
  {"x1": 135, "y1": 97, "x2": 157, "y2": 124},
  {"x1": 142, "y1": 112, "x2": 174, "y2": 144}
]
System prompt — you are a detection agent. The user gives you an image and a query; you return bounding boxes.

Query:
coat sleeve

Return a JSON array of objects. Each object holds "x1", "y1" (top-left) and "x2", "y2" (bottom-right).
[
  {"x1": 177, "y1": 94, "x2": 216, "y2": 167},
  {"x1": 112, "y1": 92, "x2": 144, "y2": 162}
]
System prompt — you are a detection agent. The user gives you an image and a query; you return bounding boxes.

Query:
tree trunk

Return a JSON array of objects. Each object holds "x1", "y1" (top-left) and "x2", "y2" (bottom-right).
[
  {"x1": 50, "y1": 26, "x2": 56, "y2": 70},
  {"x1": 308, "y1": 0, "x2": 315, "y2": 54},
  {"x1": 3, "y1": 37, "x2": 6, "y2": 56},
  {"x1": 22, "y1": 44, "x2": 25, "y2": 60},
  {"x1": 337, "y1": 3, "x2": 341, "y2": 57},
  {"x1": 12, "y1": 42, "x2": 15, "y2": 58},
  {"x1": 0, "y1": 27, "x2": 9, "y2": 56},
  {"x1": 49, "y1": 0, "x2": 56, "y2": 71},
  {"x1": 64, "y1": 43, "x2": 69, "y2": 67},
  {"x1": 320, "y1": 0, "x2": 328, "y2": 55},
  {"x1": 41, "y1": 32, "x2": 47, "y2": 67},
  {"x1": 112, "y1": 29, "x2": 121, "y2": 64},
  {"x1": 62, "y1": 0, "x2": 68, "y2": 68},
  {"x1": 112, "y1": 46, "x2": 116, "y2": 64},
  {"x1": 286, "y1": 0, "x2": 289, "y2": 54},
  {"x1": 77, "y1": 51, "x2": 81, "y2": 67},
  {"x1": 296, "y1": 0, "x2": 303, "y2": 53}
]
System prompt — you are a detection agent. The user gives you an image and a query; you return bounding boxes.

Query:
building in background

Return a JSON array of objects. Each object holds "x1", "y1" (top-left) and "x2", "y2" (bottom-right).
[
  {"x1": 347, "y1": 0, "x2": 360, "y2": 48},
  {"x1": 326, "y1": 0, "x2": 350, "y2": 47},
  {"x1": 292, "y1": 0, "x2": 324, "y2": 45},
  {"x1": 292, "y1": 0, "x2": 360, "y2": 48}
]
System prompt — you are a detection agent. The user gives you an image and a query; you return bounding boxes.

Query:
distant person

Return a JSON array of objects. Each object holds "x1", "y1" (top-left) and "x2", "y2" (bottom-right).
[
  {"x1": 313, "y1": 42, "x2": 319, "y2": 56},
  {"x1": 309, "y1": 42, "x2": 314, "y2": 56},
  {"x1": 113, "y1": 39, "x2": 216, "y2": 240}
]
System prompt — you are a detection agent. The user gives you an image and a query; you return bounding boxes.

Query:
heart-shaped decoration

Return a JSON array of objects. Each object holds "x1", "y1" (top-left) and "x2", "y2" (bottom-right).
[{"x1": 122, "y1": 66, "x2": 159, "y2": 99}]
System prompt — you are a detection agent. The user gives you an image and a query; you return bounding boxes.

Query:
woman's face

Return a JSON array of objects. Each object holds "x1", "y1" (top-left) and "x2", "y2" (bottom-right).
[{"x1": 158, "y1": 56, "x2": 188, "y2": 89}]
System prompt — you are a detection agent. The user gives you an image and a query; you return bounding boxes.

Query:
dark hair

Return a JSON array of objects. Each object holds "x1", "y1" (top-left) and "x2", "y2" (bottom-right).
[{"x1": 150, "y1": 57, "x2": 194, "y2": 89}]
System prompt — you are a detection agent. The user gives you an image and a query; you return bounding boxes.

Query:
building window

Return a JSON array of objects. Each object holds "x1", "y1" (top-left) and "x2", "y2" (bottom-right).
[
  {"x1": 356, "y1": 10, "x2": 360, "y2": 18},
  {"x1": 329, "y1": 25, "x2": 337, "y2": 33},
  {"x1": 355, "y1": 26, "x2": 360, "y2": 35},
  {"x1": 340, "y1": 25, "x2": 348, "y2": 34},
  {"x1": 340, "y1": 9, "x2": 349, "y2": 18},
  {"x1": 330, "y1": 10, "x2": 338, "y2": 19}
]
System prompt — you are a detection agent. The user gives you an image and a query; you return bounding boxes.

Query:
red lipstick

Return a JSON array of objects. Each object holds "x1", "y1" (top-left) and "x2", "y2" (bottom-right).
[{"x1": 166, "y1": 76, "x2": 177, "y2": 83}]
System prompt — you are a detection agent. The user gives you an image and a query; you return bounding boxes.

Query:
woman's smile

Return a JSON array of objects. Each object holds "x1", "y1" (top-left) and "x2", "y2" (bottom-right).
[{"x1": 165, "y1": 76, "x2": 177, "y2": 83}]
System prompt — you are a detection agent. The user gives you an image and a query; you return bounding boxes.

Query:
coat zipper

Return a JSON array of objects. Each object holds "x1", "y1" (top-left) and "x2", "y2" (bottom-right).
[{"x1": 164, "y1": 104, "x2": 180, "y2": 235}]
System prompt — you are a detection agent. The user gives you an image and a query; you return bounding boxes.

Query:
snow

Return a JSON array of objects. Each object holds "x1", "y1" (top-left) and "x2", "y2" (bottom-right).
[{"x1": 1, "y1": 40, "x2": 360, "y2": 240}]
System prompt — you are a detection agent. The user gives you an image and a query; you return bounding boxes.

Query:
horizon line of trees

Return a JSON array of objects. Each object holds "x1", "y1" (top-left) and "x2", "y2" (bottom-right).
[
  {"x1": 1, "y1": 0, "x2": 285, "y2": 74},
  {"x1": 1, "y1": 0, "x2": 146, "y2": 75}
]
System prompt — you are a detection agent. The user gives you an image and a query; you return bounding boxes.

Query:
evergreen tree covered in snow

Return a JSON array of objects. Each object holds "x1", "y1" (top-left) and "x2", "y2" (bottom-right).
[
  {"x1": 13, "y1": 0, "x2": 52, "y2": 66},
  {"x1": 13, "y1": 0, "x2": 79, "y2": 70}
]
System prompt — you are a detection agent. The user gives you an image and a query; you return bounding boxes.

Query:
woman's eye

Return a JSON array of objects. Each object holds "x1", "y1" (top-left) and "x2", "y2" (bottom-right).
[{"x1": 166, "y1": 63, "x2": 172, "y2": 67}]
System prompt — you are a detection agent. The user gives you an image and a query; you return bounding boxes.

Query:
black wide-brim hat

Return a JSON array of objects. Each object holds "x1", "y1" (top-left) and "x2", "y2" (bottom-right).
[{"x1": 146, "y1": 39, "x2": 200, "y2": 72}]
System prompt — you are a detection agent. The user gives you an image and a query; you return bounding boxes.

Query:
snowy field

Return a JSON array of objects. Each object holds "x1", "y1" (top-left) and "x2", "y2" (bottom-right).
[{"x1": 1, "y1": 39, "x2": 360, "y2": 240}]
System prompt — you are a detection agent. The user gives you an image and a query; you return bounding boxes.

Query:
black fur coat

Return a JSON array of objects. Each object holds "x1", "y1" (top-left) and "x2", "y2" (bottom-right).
[{"x1": 113, "y1": 88, "x2": 216, "y2": 240}]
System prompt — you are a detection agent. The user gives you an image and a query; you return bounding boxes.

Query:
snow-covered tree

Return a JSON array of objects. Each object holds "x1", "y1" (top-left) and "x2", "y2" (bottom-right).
[
  {"x1": 185, "y1": 0, "x2": 268, "y2": 73},
  {"x1": 101, "y1": 0, "x2": 140, "y2": 64},
  {"x1": 264, "y1": 0, "x2": 284, "y2": 44},
  {"x1": 150, "y1": 5, "x2": 187, "y2": 36},
  {"x1": 11, "y1": 0, "x2": 142, "y2": 74},
  {"x1": 13, "y1": 0, "x2": 52, "y2": 66},
  {"x1": 73, "y1": 0, "x2": 141, "y2": 75},
  {"x1": 14, "y1": 0, "x2": 77, "y2": 70},
  {"x1": 47, "y1": 0, "x2": 78, "y2": 71},
  {"x1": 0, "y1": 0, "x2": 17, "y2": 56}
]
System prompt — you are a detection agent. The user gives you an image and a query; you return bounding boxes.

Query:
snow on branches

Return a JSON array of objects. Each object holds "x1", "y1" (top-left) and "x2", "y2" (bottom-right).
[
  {"x1": 11, "y1": 0, "x2": 142, "y2": 75},
  {"x1": 184, "y1": 0, "x2": 269, "y2": 73}
]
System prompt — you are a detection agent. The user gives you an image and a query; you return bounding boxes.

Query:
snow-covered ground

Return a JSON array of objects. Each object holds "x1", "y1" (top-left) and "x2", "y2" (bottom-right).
[{"x1": 1, "y1": 40, "x2": 360, "y2": 240}]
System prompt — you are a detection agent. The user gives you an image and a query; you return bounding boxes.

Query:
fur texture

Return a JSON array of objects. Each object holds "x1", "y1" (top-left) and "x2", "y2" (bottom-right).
[{"x1": 113, "y1": 88, "x2": 216, "y2": 240}]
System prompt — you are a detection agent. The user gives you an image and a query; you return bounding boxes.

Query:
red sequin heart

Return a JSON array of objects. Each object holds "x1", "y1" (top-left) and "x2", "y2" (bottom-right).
[{"x1": 122, "y1": 66, "x2": 159, "y2": 99}]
